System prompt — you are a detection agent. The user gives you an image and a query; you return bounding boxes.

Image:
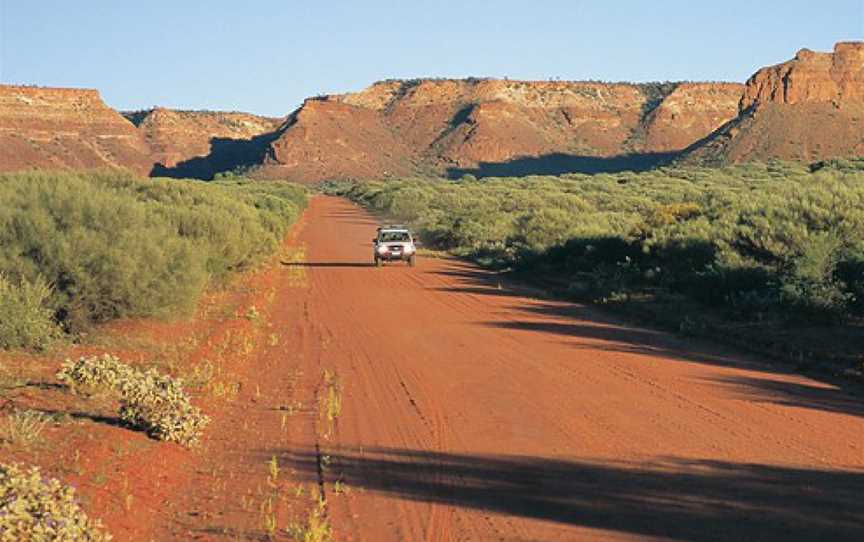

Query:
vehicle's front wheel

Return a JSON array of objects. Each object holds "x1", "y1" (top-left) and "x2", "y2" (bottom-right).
[
  {"x1": 408, "y1": 254, "x2": 416, "y2": 267},
  {"x1": 375, "y1": 256, "x2": 382, "y2": 267}
]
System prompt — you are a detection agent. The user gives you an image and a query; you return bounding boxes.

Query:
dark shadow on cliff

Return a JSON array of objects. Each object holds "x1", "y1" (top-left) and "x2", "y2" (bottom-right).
[
  {"x1": 268, "y1": 447, "x2": 864, "y2": 541},
  {"x1": 446, "y1": 151, "x2": 681, "y2": 179},
  {"x1": 673, "y1": 108, "x2": 753, "y2": 166},
  {"x1": 150, "y1": 130, "x2": 281, "y2": 180}
]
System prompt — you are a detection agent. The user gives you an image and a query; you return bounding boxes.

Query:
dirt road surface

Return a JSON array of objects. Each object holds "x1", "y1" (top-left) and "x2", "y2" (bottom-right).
[{"x1": 166, "y1": 196, "x2": 864, "y2": 541}]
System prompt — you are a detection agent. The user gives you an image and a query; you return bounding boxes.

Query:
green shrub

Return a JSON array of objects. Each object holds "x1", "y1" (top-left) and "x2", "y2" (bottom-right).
[
  {"x1": 338, "y1": 161, "x2": 864, "y2": 324},
  {"x1": 777, "y1": 232, "x2": 851, "y2": 321},
  {"x1": 836, "y1": 249, "x2": 864, "y2": 316},
  {"x1": 57, "y1": 354, "x2": 209, "y2": 447},
  {"x1": 0, "y1": 274, "x2": 61, "y2": 350},
  {"x1": 0, "y1": 170, "x2": 306, "y2": 336},
  {"x1": 0, "y1": 462, "x2": 110, "y2": 541}
]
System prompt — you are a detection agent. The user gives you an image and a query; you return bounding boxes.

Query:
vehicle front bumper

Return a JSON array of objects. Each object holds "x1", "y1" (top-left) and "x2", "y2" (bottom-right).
[{"x1": 376, "y1": 250, "x2": 414, "y2": 261}]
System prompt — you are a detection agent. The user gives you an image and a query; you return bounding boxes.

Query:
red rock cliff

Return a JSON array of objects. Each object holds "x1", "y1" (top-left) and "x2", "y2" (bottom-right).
[
  {"x1": 0, "y1": 85, "x2": 152, "y2": 174},
  {"x1": 685, "y1": 42, "x2": 864, "y2": 165},
  {"x1": 741, "y1": 42, "x2": 864, "y2": 109}
]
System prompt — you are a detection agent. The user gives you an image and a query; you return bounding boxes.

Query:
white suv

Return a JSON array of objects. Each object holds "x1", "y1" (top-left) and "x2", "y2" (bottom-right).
[{"x1": 373, "y1": 226, "x2": 417, "y2": 267}]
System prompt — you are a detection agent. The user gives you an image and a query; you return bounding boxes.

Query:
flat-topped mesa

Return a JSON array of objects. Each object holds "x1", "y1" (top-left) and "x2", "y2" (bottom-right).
[
  {"x1": 337, "y1": 79, "x2": 662, "y2": 111},
  {"x1": 741, "y1": 41, "x2": 864, "y2": 109},
  {"x1": 0, "y1": 85, "x2": 152, "y2": 173},
  {"x1": 260, "y1": 78, "x2": 743, "y2": 182}
]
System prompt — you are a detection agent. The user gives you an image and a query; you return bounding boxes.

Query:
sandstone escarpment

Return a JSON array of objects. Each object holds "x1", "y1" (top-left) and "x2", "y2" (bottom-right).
[
  {"x1": 257, "y1": 78, "x2": 743, "y2": 182},
  {"x1": 19, "y1": 41, "x2": 862, "y2": 182},
  {"x1": 0, "y1": 85, "x2": 152, "y2": 174},
  {"x1": 685, "y1": 42, "x2": 864, "y2": 165}
]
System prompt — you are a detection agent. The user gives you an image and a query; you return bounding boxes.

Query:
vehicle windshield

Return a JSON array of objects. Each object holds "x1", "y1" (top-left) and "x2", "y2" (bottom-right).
[{"x1": 379, "y1": 231, "x2": 410, "y2": 242}]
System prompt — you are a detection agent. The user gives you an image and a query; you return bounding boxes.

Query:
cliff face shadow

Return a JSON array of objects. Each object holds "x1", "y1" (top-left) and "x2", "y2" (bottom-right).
[
  {"x1": 446, "y1": 151, "x2": 680, "y2": 179},
  {"x1": 150, "y1": 130, "x2": 281, "y2": 180},
  {"x1": 272, "y1": 447, "x2": 864, "y2": 541}
]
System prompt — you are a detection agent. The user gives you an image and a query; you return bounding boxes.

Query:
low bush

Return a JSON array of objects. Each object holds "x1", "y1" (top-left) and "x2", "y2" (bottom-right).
[
  {"x1": 0, "y1": 462, "x2": 111, "y2": 541},
  {"x1": 0, "y1": 410, "x2": 50, "y2": 448},
  {"x1": 0, "y1": 170, "x2": 306, "y2": 336},
  {"x1": 57, "y1": 354, "x2": 209, "y2": 447},
  {"x1": 0, "y1": 274, "x2": 61, "y2": 350}
]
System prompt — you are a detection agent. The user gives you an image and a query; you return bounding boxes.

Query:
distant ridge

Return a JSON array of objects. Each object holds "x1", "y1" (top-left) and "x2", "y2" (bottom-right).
[
  {"x1": 252, "y1": 78, "x2": 742, "y2": 182},
  {"x1": 1, "y1": 42, "x2": 861, "y2": 180}
]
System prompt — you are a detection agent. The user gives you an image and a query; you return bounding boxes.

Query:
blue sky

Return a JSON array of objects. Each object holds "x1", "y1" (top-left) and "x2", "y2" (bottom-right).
[{"x1": 0, "y1": 1, "x2": 861, "y2": 116}]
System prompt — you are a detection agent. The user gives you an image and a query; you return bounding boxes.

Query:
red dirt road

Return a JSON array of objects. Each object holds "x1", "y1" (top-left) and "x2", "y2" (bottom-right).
[{"x1": 269, "y1": 196, "x2": 864, "y2": 541}]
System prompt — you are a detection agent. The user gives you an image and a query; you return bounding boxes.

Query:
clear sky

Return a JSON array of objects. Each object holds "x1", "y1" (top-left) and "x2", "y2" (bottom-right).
[{"x1": 0, "y1": 1, "x2": 861, "y2": 116}]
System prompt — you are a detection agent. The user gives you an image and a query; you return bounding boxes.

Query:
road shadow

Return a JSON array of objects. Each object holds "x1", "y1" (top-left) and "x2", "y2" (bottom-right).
[
  {"x1": 271, "y1": 446, "x2": 864, "y2": 541},
  {"x1": 430, "y1": 262, "x2": 864, "y2": 419},
  {"x1": 711, "y1": 375, "x2": 864, "y2": 419},
  {"x1": 280, "y1": 261, "x2": 374, "y2": 268}
]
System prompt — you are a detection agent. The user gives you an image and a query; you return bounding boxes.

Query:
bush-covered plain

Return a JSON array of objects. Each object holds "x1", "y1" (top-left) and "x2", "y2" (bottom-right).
[
  {"x1": 335, "y1": 160, "x2": 864, "y2": 325},
  {"x1": 0, "y1": 170, "x2": 307, "y2": 346}
]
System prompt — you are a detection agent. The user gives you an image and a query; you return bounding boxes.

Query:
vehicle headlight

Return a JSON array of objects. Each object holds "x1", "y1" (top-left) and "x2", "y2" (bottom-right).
[{"x1": 377, "y1": 246, "x2": 388, "y2": 253}]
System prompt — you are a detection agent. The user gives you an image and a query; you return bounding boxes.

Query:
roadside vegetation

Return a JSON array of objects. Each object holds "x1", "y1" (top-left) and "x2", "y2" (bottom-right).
[
  {"x1": 0, "y1": 169, "x2": 307, "y2": 349},
  {"x1": 330, "y1": 159, "x2": 864, "y2": 370},
  {"x1": 319, "y1": 369, "x2": 342, "y2": 439},
  {"x1": 57, "y1": 354, "x2": 210, "y2": 447}
]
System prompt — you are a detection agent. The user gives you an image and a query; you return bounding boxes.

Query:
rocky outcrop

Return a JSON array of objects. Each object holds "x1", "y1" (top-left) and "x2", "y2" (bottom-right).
[
  {"x1": 685, "y1": 42, "x2": 864, "y2": 165},
  {"x1": 741, "y1": 42, "x2": 864, "y2": 108},
  {"x1": 0, "y1": 85, "x2": 152, "y2": 174},
  {"x1": 256, "y1": 79, "x2": 743, "y2": 181}
]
